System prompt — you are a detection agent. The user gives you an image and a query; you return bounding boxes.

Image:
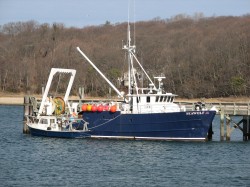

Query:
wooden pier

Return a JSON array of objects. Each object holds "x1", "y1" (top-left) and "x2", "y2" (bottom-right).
[{"x1": 176, "y1": 101, "x2": 250, "y2": 141}]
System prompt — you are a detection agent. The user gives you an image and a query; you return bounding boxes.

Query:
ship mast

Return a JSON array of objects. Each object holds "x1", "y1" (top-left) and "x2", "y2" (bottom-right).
[
  {"x1": 123, "y1": 24, "x2": 138, "y2": 97},
  {"x1": 123, "y1": 23, "x2": 157, "y2": 98},
  {"x1": 127, "y1": 24, "x2": 132, "y2": 96}
]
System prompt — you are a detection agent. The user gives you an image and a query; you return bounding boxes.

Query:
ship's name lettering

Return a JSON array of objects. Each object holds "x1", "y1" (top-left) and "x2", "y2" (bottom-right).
[{"x1": 186, "y1": 111, "x2": 209, "y2": 115}]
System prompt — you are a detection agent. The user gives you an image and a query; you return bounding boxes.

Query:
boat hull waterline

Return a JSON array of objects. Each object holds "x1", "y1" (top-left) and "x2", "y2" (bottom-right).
[{"x1": 28, "y1": 110, "x2": 216, "y2": 141}]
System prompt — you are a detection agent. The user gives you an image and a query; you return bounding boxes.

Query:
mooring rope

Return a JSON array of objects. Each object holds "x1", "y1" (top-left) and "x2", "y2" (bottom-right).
[{"x1": 87, "y1": 114, "x2": 122, "y2": 130}]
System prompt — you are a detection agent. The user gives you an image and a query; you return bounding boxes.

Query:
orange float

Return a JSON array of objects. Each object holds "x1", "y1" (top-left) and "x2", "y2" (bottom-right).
[
  {"x1": 97, "y1": 105, "x2": 104, "y2": 112},
  {"x1": 91, "y1": 105, "x2": 97, "y2": 112},
  {"x1": 86, "y1": 104, "x2": 92, "y2": 112},
  {"x1": 110, "y1": 105, "x2": 117, "y2": 113},
  {"x1": 81, "y1": 104, "x2": 87, "y2": 111},
  {"x1": 104, "y1": 105, "x2": 109, "y2": 111}
]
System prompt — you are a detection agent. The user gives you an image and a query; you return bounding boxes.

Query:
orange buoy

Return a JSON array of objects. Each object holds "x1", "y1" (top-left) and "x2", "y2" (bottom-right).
[
  {"x1": 91, "y1": 105, "x2": 97, "y2": 112},
  {"x1": 110, "y1": 105, "x2": 117, "y2": 113},
  {"x1": 97, "y1": 105, "x2": 104, "y2": 112},
  {"x1": 81, "y1": 104, "x2": 87, "y2": 112},
  {"x1": 86, "y1": 104, "x2": 92, "y2": 112},
  {"x1": 104, "y1": 105, "x2": 109, "y2": 111}
]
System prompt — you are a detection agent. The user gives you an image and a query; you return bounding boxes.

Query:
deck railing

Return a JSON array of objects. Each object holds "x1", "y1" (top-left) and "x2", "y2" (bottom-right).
[{"x1": 175, "y1": 102, "x2": 250, "y2": 116}]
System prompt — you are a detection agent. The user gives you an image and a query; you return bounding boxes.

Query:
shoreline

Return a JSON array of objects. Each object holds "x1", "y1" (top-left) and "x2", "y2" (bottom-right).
[{"x1": 0, "y1": 94, "x2": 250, "y2": 105}]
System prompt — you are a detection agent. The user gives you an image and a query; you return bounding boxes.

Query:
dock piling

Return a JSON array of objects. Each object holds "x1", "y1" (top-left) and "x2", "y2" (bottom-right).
[
  {"x1": 220, "y1": 110, "x2": 225, "y2": 141},
  {"x1": 226, "y1": 115, "x2": 231, "y2": 141},
  {"x1": 243, "y1": 116, "x2": 250, "y2": 141},
  {"x1": 23, "y1": 96, "x2": 30, "y2": 134}
]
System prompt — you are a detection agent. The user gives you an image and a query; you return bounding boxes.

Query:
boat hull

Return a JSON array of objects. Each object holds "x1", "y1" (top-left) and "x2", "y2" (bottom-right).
[
  {"x1": 80, "y1": 110, "x2": 216, "y2": 141},
  {"x1": 28, "y1": 125, "x2": 91, "y2": 138},
  {"x1": 28, "y1": 110, "x2": 216, "y2": 141}
]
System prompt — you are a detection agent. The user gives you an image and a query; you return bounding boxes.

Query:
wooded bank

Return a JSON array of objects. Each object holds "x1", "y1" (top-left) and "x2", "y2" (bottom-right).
[{"x1": 0, "y1": 15, "x2": 250, "y2": 98}]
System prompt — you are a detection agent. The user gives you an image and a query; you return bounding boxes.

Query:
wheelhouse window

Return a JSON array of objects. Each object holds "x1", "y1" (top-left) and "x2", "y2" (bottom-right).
[
  {"x1": 167, "y1": 97, "x2": 171, "y2": 102},
  {"x1": 170, "y1": 97, "x2": 174, "y2": 102},
  {"x1": 147, "y1": 96, "x2": 150, "y2": 103},
  {"x1": 50, "y1": 119, "x2": 55, "y2": 124},
  {"x1": 41, "y1": 119, "x2": 48, "y2": 124},
  {"x1": 160, "y1": 96, "x2": 164, "y2": 102},
  {"x1": 163, "y1": 96, "x2": 167, "y2": 102},
  {"x1": 156, "y1": 96, "x2": 159, "y2": 102},
  {"x1": 137, "y1": 97, "x2": 140, "y2": 103}
]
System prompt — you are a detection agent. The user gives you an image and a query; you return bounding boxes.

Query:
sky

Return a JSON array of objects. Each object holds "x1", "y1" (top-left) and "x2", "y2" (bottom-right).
[{"x1": 0, "y1": 0, "x2": 250, "y2": 28}]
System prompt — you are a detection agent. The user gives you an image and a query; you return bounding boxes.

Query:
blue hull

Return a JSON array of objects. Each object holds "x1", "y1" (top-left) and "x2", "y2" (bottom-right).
[
  {"x1": 28, "y1": 110, "x2": 216, "y2": 141},
  {"x1": 81, "y1": 110, "x2": 216, "y2": 141}
]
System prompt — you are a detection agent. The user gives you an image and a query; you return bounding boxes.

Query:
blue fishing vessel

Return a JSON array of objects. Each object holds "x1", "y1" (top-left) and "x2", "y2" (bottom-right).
[
  {"x1": 75, "y1": 23, "x2": 216, "y2": 141},
  {"x1": 27, "y1": 24, "x2": 216, "y2": 141}
]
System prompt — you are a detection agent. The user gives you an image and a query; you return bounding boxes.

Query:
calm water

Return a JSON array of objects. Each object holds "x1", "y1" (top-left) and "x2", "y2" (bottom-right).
[{"x1": 0, "y1": 105, "x2": 249, "y2": 187}]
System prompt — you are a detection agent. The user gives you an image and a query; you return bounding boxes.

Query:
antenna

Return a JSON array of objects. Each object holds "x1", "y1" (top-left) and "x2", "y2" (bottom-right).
[
  {"x1": 128, "y1": 0, "x2": 136, "y2": 46},
  {"x1": 133, "y1": 0, "x2": 136, "y2": 46},
  {"x1": 127, "y1": 0, "x2": 130, "y2": 27}
]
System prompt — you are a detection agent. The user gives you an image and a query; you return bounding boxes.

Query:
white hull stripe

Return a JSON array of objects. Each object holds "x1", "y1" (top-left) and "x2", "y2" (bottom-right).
[{"x1": 90, "y1": 135, "x2": 205, "y2": 141}]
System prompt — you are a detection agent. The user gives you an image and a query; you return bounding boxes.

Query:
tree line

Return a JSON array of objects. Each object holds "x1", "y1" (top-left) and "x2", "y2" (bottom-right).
[{"x1": 0, "y1": 15, "x2": 250, "y2": 98}]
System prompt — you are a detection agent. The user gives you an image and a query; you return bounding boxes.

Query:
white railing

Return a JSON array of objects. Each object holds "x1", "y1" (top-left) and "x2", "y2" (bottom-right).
[{"x1": 175, "y1": 102, "x2": 250, "y2": 115}]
